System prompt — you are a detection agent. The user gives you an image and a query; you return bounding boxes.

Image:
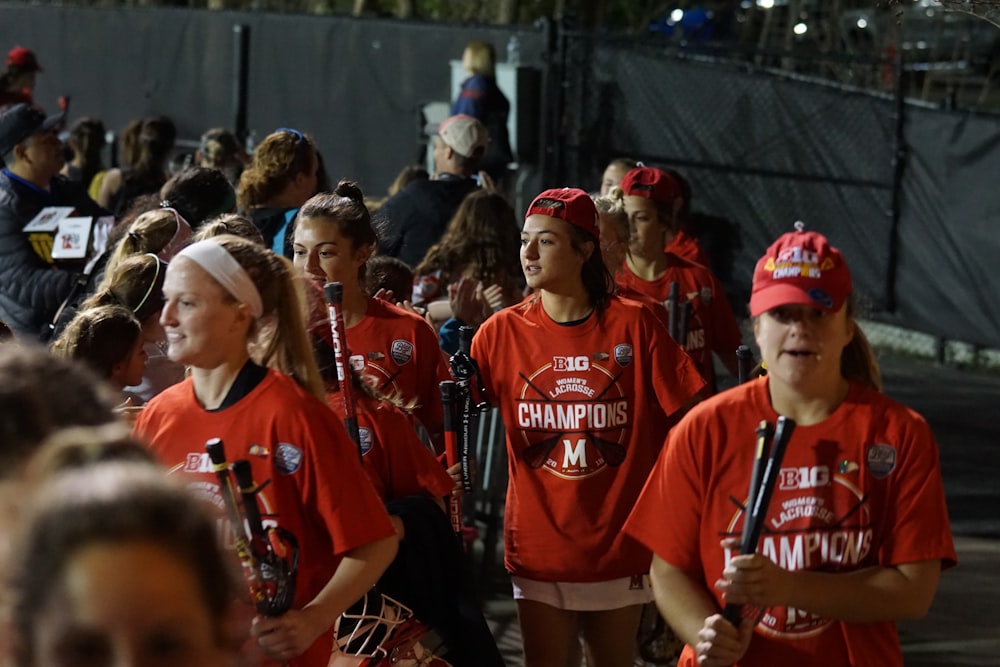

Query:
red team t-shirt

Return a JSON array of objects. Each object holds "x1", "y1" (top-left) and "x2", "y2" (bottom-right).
[
  {"x1": 472, "y1": 295, "x2": 705, "y2": 582},
  {"x1": 666, "y1": 229, "x2": 711, "y2": 267},
  {"x1": 327, "y1": 391, "x2": 454, "y2": 502},
  {"x1": 617, "y1": 253, "x2": 742, "y2": 391},
  {"x1": 344, "y1": 298, "x2": 450, "y2": 437},
  {"x1": 625, "y1": 378, "x2": 957, "y2": 667},
  {"x1": 135, "y1": 370, "x2": 396, "y2": 667}
]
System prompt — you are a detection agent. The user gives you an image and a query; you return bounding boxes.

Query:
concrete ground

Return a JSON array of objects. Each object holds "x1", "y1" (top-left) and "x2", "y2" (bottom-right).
[{"x1": 474, "y1": 351, "x2": 1000, "y2": 666}]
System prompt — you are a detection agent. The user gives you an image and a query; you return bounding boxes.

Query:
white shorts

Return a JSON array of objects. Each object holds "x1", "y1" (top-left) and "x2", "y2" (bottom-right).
[{"x1": 511, "y1": 574, "x2": 654, "y2": 612}]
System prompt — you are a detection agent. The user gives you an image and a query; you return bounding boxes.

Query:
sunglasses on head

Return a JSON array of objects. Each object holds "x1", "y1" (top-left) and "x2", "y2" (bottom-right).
[{"x1": 274, "y1": 127, "x2": 309, "y2": 174}]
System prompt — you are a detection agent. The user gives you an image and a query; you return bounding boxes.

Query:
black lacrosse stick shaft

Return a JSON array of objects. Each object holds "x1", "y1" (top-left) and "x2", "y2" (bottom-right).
[
  {"x1": 232, "y1": 458, "x2": 299, "y2": 617},
  {"x1": 677, "y1": 300, "x2": 692, "y2": 350},
  {"x1": 736, "y1": 345, "x2": 753, "y2": 384},
  {"x1": 722, "y1": 416, "x2": 796, "y2": 627},
  {"x1": 665, "y1": 280, "x2": 680, "y2": 342},
  {"x1": 449, "y1": 325, "x2": 488, "y2": 493}
]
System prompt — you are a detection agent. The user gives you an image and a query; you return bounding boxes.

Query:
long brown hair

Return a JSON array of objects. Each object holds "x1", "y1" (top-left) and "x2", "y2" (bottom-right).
[
  {"x1": 414, "y1": 190, "x2": 521, "y2": 290},
  {"x1": 237, "y1": 129, "x2": 315, "y2": 210}
]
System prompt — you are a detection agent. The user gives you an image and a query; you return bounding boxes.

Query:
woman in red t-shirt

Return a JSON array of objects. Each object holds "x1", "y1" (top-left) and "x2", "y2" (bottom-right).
[
  {"x1": 135, "y1": 235, "x2": 397, "y2": 667},
  {"x1": 291, "y1": 181, "x2": 449, "y2": 443},
  {"x1": 473, "y1": 187, "x2": 705, "y2": 667},
  {"x1": 625, "y1": 224, "x2": 956, "y2": 667},
  {"x1": 615, "y1": 166, "x2": 742, "y2": 390}
]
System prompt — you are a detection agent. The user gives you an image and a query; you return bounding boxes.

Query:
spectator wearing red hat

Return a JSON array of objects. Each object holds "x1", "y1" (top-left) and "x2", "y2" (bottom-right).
[
  {"x1": 616, "y1": 165, "x2": 743, "y2": 391},
  {"x1": 471, "y1": 187, "x2": 705, "y2": 667},
  {"x1": 0, "y1": 47, "x2": 42, "y2": 109},
  {"x1": 0, "y1": 103, "x2": 106, "y2": 339},
  {"x1": 625, "y1": 223, "x2": 956, "y2": 667},
  {"x1": 376, "y1": 114, "x2": 487, "y2": 268}
]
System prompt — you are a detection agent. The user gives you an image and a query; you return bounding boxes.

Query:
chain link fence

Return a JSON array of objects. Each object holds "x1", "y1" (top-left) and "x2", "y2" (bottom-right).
[{"x1": 555, "y1": 32, "x2": 1000, "y2": 369}]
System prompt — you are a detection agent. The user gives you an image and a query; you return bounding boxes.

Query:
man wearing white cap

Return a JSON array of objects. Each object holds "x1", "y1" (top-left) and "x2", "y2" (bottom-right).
[{"x1": 376, "y1": 113, "x2": 488, "y2": 268}]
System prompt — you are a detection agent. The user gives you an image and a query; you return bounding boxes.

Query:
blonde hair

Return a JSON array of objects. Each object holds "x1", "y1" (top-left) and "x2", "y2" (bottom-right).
[
  {"x1": 463, "y1": 41, "x2": 497, "y2": 77},
  {"x1": 209, "y1": 235, "x2": 325, "y2": 401},
  {"x1": 593, "y1": 192, "x2": 628, "y2": 244},
  {"x1": 193, "y1": 213, "x2": 265, "y2": 246},
  {"x1": 105, "y1": 209, "x2": 181, "y2": 277},
  {"x1": 842, "y1": 299, "x2": 882, "y2": 391},
  {"x1": 83, "y1": 254, "x2": 164, "y2": 324}
]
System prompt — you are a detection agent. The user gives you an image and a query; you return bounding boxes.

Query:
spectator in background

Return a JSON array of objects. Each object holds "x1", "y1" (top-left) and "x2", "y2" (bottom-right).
[
  {"x1": 367, "y1": 164, "x2": 429, "y2": 213},
  {"x1": 197, "y1": 126, "x2": 245, "y2": 185},
  {"x1": 193, "y1": 211, "x2": 265, "y2": 246},
  {"x1": 61, "y1": 117, "x2": 107, "y2": 201},
  {"x1": 237, "y1": 127, "x2": 318, "y2": 256},
  {"x1": 51, "y1": 304, "x2": 148, "y2": 394},
  {"x1": 98, "y1": 115, "x2": 176, "y2": 217},
  {"x1": 0, "y1": 46, "x2": 42, "y2": 109},
  {"x1": 452, "y1": 40, "x2": 513, "y2": 183},
  {"x1": 160, "y1": 166, "x2": 237, "y2": 229},
  {"x1": 365, "y1": 255, "x2": 415, "y2": 303},
  {"x1": 412, "y1": 189, "x2": 523, "y2": 351},
  {"x1": 376, "y1": 114, "x2": 487, "y2": 268},
  {"x1": 0, "y1": 104, "x2": 106, "y2": 339},
  {"x1": 598, "y1": 157, "x2": 638, "y2": 196},
  {"x1": 77, "y1": 253, "x2": 185, "y2": 405}
]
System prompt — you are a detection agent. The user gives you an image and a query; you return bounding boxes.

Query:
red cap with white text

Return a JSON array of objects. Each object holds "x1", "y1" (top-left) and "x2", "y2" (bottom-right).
[{"x1": 749, "y1": 221, "x2": 852, "y2": 317}]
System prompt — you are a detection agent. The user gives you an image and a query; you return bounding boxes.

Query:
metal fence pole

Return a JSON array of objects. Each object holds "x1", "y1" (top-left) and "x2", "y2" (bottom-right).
[
  {"x1": 886, "y1": 47, "x2": 907, "y2": 313},
  {"x1": 232, "y1": 24, "x2": 251, "y2": 145}
]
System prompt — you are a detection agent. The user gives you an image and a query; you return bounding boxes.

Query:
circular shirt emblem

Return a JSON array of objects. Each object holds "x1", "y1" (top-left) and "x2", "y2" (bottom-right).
[{"x1": 390, "y1": 339, "x2": 414, "y2": 365}]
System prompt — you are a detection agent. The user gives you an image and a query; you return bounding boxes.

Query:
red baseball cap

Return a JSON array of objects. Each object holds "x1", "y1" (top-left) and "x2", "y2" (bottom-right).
[
  {"x1": 526, "y1": 187, "x2": 599, "y2": 241},
  {"x1": 6, "y1": 46, "x2": 42, "y2": 72},
  {"x1": 619, "y1": 166, "x2": 682, "y2": 204},
  {"x1": 749, "y1": 222, "x2": 852, "y2": 317}
]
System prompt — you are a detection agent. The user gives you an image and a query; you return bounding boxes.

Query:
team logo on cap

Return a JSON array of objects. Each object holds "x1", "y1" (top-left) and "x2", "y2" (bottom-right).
[
  {"x1": 765, "y1": 246, "x2": 836, "y2": 280},
  {"x1": 865, "y1": 443, "x2": 896, "y2": 479},
  {"x1": 274, "y1": 443, "x2": 303, "y2": 475},
  {"x1": 358, "y1": 427, "x2": 373, "y2": 456},
  {"x1": 613, "y1": 344, "x2": 633, "y2": 367},
  {"x1": 390, "y1": 340, "x2": 414, "y2": 365}
]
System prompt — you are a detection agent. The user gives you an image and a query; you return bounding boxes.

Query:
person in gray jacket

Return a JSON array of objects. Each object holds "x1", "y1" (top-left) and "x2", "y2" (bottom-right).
[{"x1": 0, "y1": 103, "x2": 105, "y2": 339}]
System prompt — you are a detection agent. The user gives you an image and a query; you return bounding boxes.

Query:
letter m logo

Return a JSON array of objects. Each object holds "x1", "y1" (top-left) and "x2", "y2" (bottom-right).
[{"x1": 562, "y1": 438, "x2": 587, "y2": 469}]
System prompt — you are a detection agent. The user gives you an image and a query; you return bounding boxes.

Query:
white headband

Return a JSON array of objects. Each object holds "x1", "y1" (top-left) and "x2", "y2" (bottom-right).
[{"x1": 176, "y1": 240, "x2": 264, "y2": 319}]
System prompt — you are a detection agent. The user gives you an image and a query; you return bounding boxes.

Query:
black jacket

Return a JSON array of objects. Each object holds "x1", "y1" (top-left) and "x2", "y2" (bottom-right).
[
  {"x1": 0, "y1": 170, "x2": 106, "y2": 339},
  {"x1": 375, "y1": 175, "x2": 478, "y2": 269}
]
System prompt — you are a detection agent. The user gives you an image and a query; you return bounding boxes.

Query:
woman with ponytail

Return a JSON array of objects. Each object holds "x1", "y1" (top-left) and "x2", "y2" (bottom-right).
[
  {"x1": 626, "y1": 223, "x2": 956, "y2": 667},
  {"x1": 291, "y1": 180, "x2": 450, "y2": 443},
  {"x1": 134, "y1": 234, "x2": 397, "y2": 667}
]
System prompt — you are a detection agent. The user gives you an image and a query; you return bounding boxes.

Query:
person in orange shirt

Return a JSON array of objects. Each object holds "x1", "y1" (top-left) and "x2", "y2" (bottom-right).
[
  {"x1": 473, "y1": 187, "x2": 705, "y2": 667},
  {"x1": 135, "y1": 235, "x2": 397, "y2": 667},
  {"x1": 625, "y1": 224, "x2": 956, "y2": 667},
  {"x1": 292, "y1": 181, "x2": 450, "y2": 443}
]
